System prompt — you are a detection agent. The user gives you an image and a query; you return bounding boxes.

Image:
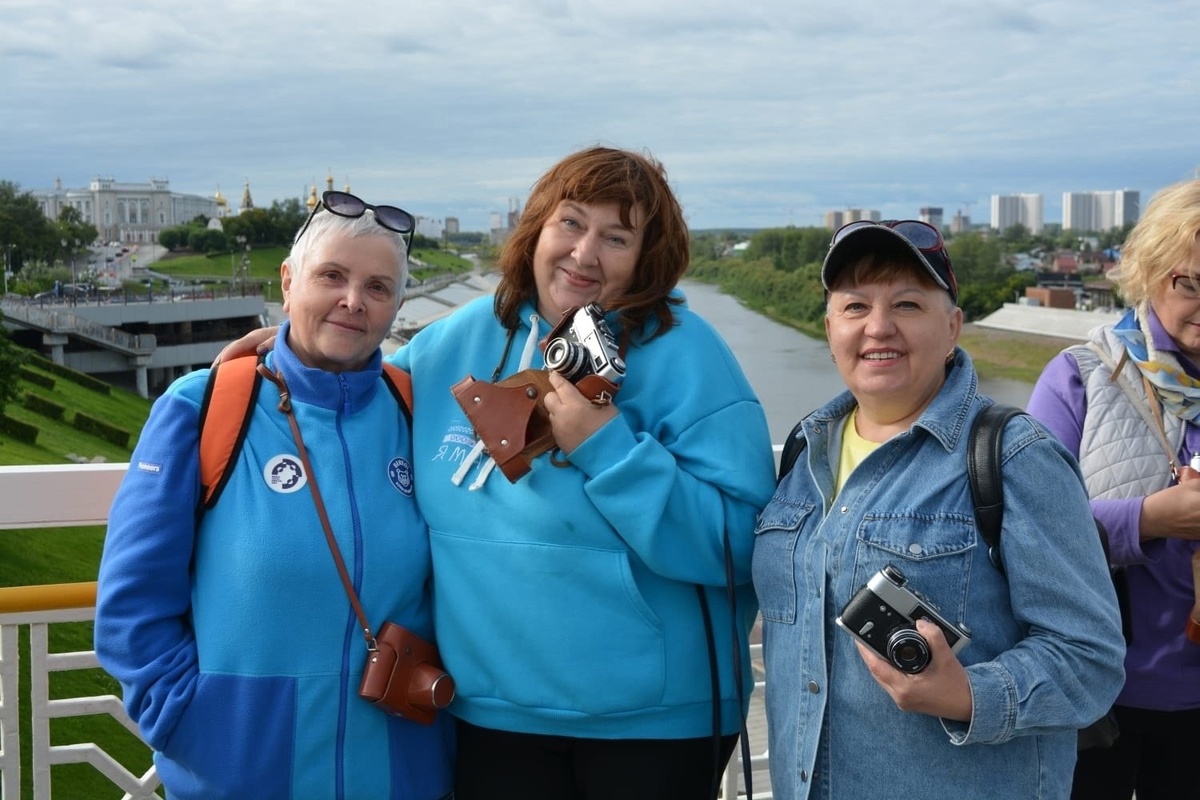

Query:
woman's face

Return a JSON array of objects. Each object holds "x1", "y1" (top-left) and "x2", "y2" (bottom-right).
[
  {"x1": 532, "y1": 199, "x2": 645, "y2": 323},
  {"x1": 1149, "y1": 239, "x2": 1200, "y2": 362},
  {"x1": 825, "y1": 272, "x2": 962, "y2": 425},
  {"x1": 281, "y1": 232, "x2": 403, "y2": 372}
]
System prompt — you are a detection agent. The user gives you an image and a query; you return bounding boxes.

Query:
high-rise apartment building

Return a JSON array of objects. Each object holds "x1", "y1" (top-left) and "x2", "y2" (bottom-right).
[
  {"x1": 1062, "y1": 189, "x2": 1140, "y2": 231},
  {"x1": 919, "y1": 207, "x2": 944, "y2": 230},
  {"x1": 990, "y1": 194, "x2": 1044, "y2": 234},
  {"x1": 824, "y1": 208, "x2": 880, "y2": 229}
]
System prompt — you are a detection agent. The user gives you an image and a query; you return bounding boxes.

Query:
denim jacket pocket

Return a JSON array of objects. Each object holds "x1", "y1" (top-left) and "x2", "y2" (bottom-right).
[
  {"x1": 853, "y1": 512, "x2": 976, "y2": 624},
  {"x1": 752, "y1": 500, "x2": 817, "y2": 624}
]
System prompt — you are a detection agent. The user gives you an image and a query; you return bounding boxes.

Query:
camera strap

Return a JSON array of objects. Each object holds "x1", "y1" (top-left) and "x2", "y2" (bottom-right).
[{"x1": 256, "y1": 363, "x2": 380, "y2": 653}]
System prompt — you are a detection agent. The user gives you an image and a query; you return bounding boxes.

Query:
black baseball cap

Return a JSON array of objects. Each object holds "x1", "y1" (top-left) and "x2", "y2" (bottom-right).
[{"x1": 821, "y1": 220, "x2": 958, "y2": 303}]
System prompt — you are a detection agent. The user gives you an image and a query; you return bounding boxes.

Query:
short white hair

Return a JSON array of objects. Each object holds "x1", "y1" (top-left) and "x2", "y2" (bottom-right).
[{"x1": 285, "y1": 208, "x2": 408, "y2": 299}]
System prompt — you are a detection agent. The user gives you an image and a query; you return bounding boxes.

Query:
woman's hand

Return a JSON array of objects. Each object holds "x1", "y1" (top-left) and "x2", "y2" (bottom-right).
[
  {"x1": 855, "y1": 618, "x2": 974, "y2": 722},
  {"x1": 1139, "y1": 479, "x2": 1200, "y2": 541},
  {"x1": 213, "y1": 326, "x2": 279, "y2": 365},
  {"x1": 542, "y1": 370, "x2": 618, "y2": 455}
]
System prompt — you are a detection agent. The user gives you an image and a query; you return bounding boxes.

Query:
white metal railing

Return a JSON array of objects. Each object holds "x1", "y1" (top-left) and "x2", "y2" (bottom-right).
[
  {"x1": 0, "y1": 461, "x2": 778, "y2": 799},
  {"x1": 0, "y1": 463, "x2": 161, "y2": 800}
]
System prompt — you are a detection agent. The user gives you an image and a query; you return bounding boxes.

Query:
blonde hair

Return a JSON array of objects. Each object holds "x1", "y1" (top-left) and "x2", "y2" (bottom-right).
[{"x1": 1108, "y1": 178, "x2": 1200, "y2": 310}]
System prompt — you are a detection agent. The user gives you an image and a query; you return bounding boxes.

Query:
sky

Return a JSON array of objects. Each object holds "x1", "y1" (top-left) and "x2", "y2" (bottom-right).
[{"x1": 2, "y1": 0, "x2": 1197, "y2": 233}]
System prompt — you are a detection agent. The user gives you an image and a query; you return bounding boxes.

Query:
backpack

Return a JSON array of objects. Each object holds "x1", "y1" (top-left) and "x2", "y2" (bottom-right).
[
  {"x1": 196, "y1": 354, "x2": 413, "y2": 510},
  {"x1": 776, "y1": 403, "x2": 1130, "y2": 749}
]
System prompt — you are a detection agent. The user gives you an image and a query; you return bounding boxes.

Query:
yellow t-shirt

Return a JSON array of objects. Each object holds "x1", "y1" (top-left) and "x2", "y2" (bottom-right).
[{"x1": 835, "y1": 409, "x2": 883, "y2": 495}]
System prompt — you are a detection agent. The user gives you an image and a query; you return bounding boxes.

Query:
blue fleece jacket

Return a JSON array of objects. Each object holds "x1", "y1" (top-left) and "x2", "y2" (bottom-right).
[
  {"x1": 95, "y1": 322, "x2": 454, "y2": 800},
  {"x1": 390, "y1": 294, "x2": 776, "y2": 739}
]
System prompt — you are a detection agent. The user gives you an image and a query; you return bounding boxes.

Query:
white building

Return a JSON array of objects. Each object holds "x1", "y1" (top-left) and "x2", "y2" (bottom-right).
[
  {"x1": 824, "y1": 208, "x2": 881, "y2": 229},
  {"x1": 415, "y1": 216, "x2": 443, "y2": 240},
  {"x1": 31, "y1": 177, "x2": 220, "y2": 245},
  {"x1": 1062, "y1": 189, "x2": 1140, "y2": 232},
  {"x1": 990, "y1": 193, "x2": 1044, "y2": 234}
]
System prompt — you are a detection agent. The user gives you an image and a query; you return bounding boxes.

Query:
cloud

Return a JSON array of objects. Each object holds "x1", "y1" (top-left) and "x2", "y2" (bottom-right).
[{"x1": 1, "y1": 0, "x2": 1196, "y2": 230}]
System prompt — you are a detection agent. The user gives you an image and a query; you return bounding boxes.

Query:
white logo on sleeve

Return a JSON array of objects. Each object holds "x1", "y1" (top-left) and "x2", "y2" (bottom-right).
[{"x1": 264, "y1": 454, "x2": 307, "y2": 493}]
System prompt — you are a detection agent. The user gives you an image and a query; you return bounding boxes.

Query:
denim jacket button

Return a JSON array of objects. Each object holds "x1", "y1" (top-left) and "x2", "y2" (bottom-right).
[
  {"x1": 807, "y1": 680, "x2": 820, "y2": 693},
  {"x1": 909, "y1": 543, "x2": 924, "y2": 555},
  {"x1": 801, "y1": 770, "x2": 809, "y2": 782}
]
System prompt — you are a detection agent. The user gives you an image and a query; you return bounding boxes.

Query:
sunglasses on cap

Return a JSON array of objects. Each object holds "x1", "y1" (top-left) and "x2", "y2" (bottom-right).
[
  {"x1": 830, "y1": 219, "x2": 957, "y2": 299},
  {"x1": 294, "y1": 190, "x2": 416, "y2": 250}
]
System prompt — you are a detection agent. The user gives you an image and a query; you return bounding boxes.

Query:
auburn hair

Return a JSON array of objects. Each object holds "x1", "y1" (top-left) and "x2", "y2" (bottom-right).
[{"x1": 493, "y1": 146, "x2": 689, "y2": 341}]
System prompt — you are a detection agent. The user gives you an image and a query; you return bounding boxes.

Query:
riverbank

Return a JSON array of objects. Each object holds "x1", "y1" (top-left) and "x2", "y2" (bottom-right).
[
  {"x1": 754, "y1": 310, "x2": 1076, "y2": 386},
  {"x1": 957, "y1": 323, "x2": 1075, "y2": 384}
]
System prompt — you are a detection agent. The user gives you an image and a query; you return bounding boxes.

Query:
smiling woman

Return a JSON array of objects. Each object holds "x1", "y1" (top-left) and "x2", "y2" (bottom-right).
[
  {"x1": 93, "y1": 194, "x2": 456, "y2": 800},
  {"x1": 390, "y1": 145, "x2": 776, "y2": 800},
  {"x1": 281, "y1": 211, "x2": 406, "y2": 372},
  {"x1": 753, "y1": 219, "x2": 1126, "y2": 800}
]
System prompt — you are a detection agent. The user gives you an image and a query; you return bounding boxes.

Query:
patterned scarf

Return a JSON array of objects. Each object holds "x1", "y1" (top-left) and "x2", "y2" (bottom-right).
[{"x1": 1109, "y1": 308, "x2": 1200, "y2": 422}]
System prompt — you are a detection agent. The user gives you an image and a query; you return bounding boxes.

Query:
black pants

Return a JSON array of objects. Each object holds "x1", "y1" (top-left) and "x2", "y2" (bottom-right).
[
  {"x1": 453, "y1": 720, "x2": 739, "y2": 800},
  {"x1": 1071, "y1": 704, "x2": 1200, "y2": 800}
]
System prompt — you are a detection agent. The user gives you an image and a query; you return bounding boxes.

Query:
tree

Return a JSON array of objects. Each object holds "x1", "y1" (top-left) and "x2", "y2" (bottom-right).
[
  {"x1": 56, "y1": 205, "x2": 98, "y2": 248},
  {"x1": 0, "y1": 180, "x2": 57, "y2": 273},
  {"x1": 188, "y1": 228, "x2": 228, "y2": 254},
  {"x1": 0, "y1": 324, "x2": 27, "y2": 414}
]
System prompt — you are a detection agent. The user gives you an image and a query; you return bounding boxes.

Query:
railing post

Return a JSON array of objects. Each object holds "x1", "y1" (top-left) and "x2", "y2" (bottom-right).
[
  {"x1": 0, "y1": 624, "x2": 20, "y2": 800},
  {"x1": 29, "y1": 623, "x2": 51, "y2": 800}
]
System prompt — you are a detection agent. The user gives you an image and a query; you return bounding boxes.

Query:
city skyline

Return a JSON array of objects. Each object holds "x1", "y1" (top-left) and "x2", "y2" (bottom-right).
[{"x1": 2, "y1": 1, "x2": 1195, "y2": 232}]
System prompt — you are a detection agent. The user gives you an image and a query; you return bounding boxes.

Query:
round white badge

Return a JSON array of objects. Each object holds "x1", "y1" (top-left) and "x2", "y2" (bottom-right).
[
  {"x1": 388, "y1": 457, "x2": 414, "y2": 496},
  {"x1": 264, "y1": 454, "x2": 307, "y2": 493}
]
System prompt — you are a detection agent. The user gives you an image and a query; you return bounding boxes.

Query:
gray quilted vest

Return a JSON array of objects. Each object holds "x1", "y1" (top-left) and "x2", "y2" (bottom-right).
[{"x1": 1070, "y1": 325, "x2": 1185, "y2": 499}]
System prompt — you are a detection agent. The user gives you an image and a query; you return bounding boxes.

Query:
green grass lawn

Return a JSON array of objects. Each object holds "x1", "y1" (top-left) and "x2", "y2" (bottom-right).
[
  {"x1": 1, "y1": 356, "x2": 157, "y2": 797},
  {"x1": 151, "y1": 244, "x2": 475, "y2": 300}
]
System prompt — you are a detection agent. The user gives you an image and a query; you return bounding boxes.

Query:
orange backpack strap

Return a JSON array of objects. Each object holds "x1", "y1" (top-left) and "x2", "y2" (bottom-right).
[
  {"x1": 197, "y1": 357, "x2": 411, "y2": 511},
  {"x1": 197, "y1": 355, "x2": 264, "y2": 509},
  {"x1": 381, "y1": 362, "x2": 414, "y2": 422}
]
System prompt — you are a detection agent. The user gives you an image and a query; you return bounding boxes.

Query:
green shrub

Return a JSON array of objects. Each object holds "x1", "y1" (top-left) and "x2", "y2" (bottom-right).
[
  {"x1": 72, "y1": 412, "x2": 130, "y2": 447},
  {"x1": 0, "y1": 413, "x2": 39, "y2": 443},
  {"x1": 22, "y1": 392, "x2": 65, "y2": 421},
  {"x1": 27, "y1": 355, "x2": 112, "y2": 394},
  {"x1": 18, "y1": 367, "x2": 55, "y2": 390}
]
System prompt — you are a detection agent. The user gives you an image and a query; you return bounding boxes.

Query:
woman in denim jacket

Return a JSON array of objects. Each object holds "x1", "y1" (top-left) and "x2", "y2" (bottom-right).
[{"x1": 752, "y1": 220, "x2": 1126, "y2": 800}]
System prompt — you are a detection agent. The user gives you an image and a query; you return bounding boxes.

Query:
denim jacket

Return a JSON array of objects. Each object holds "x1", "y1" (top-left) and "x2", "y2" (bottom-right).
[{"x1": 752, "y1": 350, "x2": 1126, "y2": 800}]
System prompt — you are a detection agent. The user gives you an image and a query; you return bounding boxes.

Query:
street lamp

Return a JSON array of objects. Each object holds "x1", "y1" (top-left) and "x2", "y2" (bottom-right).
[
  {"x1": 61, "y1": 239, "x2": 76, "y2": 307},
  {"x1": 2, "y1": 243, "x2": 14, "y2": 296},
  {"x1": 233, "y1": 235, "x2": 247, "y2": 292},
  {"x1": 241, "y1": 237, "x2": 251, "y2": 293}
]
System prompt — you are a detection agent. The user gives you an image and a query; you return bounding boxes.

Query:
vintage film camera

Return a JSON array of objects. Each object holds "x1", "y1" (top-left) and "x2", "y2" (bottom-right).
[
  {"x1": 543, "y1": 303, "x2": 626, "y2": 402},
  {"x1": 835, "y1": 564, "x2": 971, "y2": 674}
]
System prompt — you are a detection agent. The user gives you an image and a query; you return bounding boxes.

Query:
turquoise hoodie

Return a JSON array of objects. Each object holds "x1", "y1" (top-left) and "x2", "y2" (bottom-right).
[{"x1": 391, "y1": 293, "x2": 775, "y2": 738}]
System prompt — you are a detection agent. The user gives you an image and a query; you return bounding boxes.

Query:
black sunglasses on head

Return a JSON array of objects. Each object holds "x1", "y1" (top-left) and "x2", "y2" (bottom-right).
[{"x1": 294, "y1": 190, "x2": 415, "y2": 249}]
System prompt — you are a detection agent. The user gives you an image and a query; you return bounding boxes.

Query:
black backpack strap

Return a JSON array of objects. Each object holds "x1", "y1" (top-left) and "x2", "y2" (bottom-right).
[
  {"x1": 777, "y1": 417, "x2": 809, "y2": 483},
  {"x1": 967, "y1": 403, "x2": 1026, "y2": 575}
]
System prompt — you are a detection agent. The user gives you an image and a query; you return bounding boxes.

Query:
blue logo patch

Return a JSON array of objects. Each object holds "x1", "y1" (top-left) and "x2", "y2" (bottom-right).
[{"x1": 388, "y1": 457, "x2": 414, "y2": 496}]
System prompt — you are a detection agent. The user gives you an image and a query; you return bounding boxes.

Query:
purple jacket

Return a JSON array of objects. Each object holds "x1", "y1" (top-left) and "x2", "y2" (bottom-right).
[{"x1": 1026, "y1": 310, "x2": 1200, "y2": 712}]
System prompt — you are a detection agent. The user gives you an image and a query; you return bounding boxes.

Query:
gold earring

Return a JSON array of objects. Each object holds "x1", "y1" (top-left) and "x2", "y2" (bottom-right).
[
  {"x1": 945, "y1": 351, "x2": 955, "y2": 366},
  {"x1": 830, "y1": 353, "x2": 837, "y2": 363}
]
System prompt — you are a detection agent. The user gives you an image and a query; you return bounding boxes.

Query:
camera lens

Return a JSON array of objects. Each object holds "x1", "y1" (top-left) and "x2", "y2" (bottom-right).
[
  {"x1": 887, "y1": 628, "x2": 931, "y2": 674},
  {"x1": 545, "y1": 337, "x2": 590, "y2": 383}
]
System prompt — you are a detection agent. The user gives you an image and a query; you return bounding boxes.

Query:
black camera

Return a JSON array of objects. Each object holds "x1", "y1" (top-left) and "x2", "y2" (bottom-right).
[
  {"x1": 835, "y1": 564, "x2": 971, "y2": 674},
  {"x1": 543, "y1": 303, "x2": 626, "y2": 388}
]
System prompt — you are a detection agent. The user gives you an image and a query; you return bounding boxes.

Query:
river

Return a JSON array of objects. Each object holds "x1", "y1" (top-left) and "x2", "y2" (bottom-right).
[{"x1": 677, "y1": 280, "x2": 1035, "y2": 445}]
